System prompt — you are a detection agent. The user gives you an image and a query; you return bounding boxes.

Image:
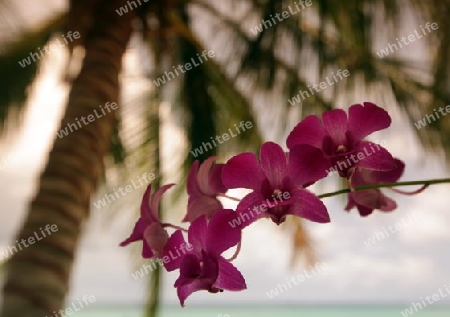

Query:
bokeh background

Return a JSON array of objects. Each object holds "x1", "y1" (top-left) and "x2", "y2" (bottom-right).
[{"x1": 0, "y1": 0, "x2": 449, "y2": 316}]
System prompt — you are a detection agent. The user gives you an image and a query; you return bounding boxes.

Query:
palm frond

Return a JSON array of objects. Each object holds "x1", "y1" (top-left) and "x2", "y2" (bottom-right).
[{"x1": 0, "y1": 13, "x2": 65, "y2": 132}]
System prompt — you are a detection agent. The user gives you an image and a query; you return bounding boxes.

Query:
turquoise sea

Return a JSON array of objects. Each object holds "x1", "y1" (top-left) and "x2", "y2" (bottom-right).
[{"x1": 68, "y1": 305, "x2": 450, "y2": 317}]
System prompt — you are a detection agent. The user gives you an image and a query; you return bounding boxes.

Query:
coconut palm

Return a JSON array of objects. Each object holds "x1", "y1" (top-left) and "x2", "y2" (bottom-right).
[
  {"x1": 0, "y1": 1, "x2": 136, "y2": 316},
  {"x1": 0, "y1": 0, "x2": 449, "y2": 316}
]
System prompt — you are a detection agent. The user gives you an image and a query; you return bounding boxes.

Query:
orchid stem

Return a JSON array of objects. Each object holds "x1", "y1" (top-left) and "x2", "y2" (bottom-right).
[
  {"x1": 389, "y1": 184, "x2": 429, "y2": 195},
  {"x1": 226, "y1": 241, "x2": 242, "y2": 262},
  {"x1": 218, "y1": 193, "x2": 241, "y2": 202},
  {"x1": 161, "y1": 223, "x2": 188, "y2": 232},
  {"x1": 318, "y1": 178, "x2": 450, "y2": 199}
]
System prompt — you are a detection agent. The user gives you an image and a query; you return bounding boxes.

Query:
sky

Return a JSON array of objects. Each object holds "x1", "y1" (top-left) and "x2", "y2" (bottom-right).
[
  {"x1": 1, "y1": 50, "x2": 449, "y2": 307},
  {"x1": 0, "y1": 0, "x2": 450, "y2": 309}
]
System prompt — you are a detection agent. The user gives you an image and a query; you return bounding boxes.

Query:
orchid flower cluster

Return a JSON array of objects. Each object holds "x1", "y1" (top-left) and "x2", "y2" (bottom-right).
[{"x1": 120, "y1": 102, "x2": 412, "y2": 306}]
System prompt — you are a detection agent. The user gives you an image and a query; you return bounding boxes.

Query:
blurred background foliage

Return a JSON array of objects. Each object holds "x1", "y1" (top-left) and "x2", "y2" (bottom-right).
[{"x1": 0, "y1": 0, "x2": 449, "y2": 316}]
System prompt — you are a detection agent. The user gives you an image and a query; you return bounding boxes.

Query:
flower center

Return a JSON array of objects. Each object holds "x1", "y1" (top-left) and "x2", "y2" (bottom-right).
[
  {"x1": 208, "y1": 286, "x2": 223, "y2": 293},
  {"x1": 273, "y1": 189, "x2": 282, "y2": 197},
  {"x1": 190, "y1": 261, "x2": 204, "y2": 278},
  {"x1": 336, "y1": 145, "x2": 347, "y2": 153}
]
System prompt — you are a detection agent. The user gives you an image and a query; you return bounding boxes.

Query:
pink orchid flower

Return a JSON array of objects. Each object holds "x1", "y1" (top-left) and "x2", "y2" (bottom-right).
[
  {"x1": 222, "y1": 141, "x2": 330, "y2": 226},
  {"x1": 163, "y1": 209, "x2": 246, "y2": 306},
  {"x1": 286, "y1": 102, "x2": 396, "y2": 178},
  {"x1": 183, "y1": 156, "x2": 227, "y2": 222},
  {"x1": 119, "y1": 183, "x2": 174, "y2": 258},
  {"x1": 345, "y1": 159, "x2": 405, "y2": 216}
]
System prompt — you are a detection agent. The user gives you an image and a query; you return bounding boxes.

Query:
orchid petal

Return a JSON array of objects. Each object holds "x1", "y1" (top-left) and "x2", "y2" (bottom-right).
[
  {"x1": 288, "y1": 144, "x2": 329, "y2": 186},
  {"x1": 142, "y1": 240, "x2": 155, "y2": 259},
  {"x1": 356, "y1": 203, "x2": 375, "y2": 217},
  {"x1": 379, "y1": 195, "x2": 397, "y2": 211},
  {"x1": 348, "y1": 102, "x2": 391, "y2": 140},
  {"x1": 213, "y1": 257, "x2": 247, "y2": 291},
  {"x1": 150, "y1": 183, "x2": 175, "y2": 217},
  {"x1": 286, "y1": 115, "x2": 326, "y2": 149},
  {"x1": 187, "y1": 161, "x2": 202, "y2": 197},
  {"x1": 163, "y1": 230, "x2": 188, "y2": 271},
  {"x1": 197, "y1": 156, "x2": 217, "y2": 194},
  {"x1": 322, "y1": 109, "x2": 348, "y2": 146},
  {"x1": 234, "y1": 192, "x2": 267, "y2": 228},
  {"x1": 370, "y1": 159, "x2": 405, "y2": 183},
  {"x1": 351, "y1": 189, "x2": 384, "y2": 209},
  {"x1": 260, "y1": 142, "x2": 288, "y2": 189},
  {"x1": 176, "y1": 279, "x2": 210, "y2": 307},
  {"x1": 179, "y1": 253, "x2": 201, "y2": 279},
  {"x1": 119, "y1": 217, "x2": 148, "y2": 247},
  {"x1": 208, "y1": 163, "x2": 227, "y2": 194},
  {"x1": 144, "y1": 222, "x2": 169, "y2": 257},
  {"x1": 206, "y1": 209, "x2": 241, "y2": 257},
  {"x1": 352, "y1": 189, "x2": 397, "y2": 214},
  {"x1": 222, "y1": 152, "x2": 265, "y2": 190},
  {"x1": 355, "y1": 142, "x2": 396, "y2": 171},
  {"x1": 140, "y1": 184, "x2": 156, "y2": 222},
  {"x1": 185, "y1": 196, "x2": 223, "y2": 223},
  {"x1": 288, "y1": 189, "x2": 330, "y2": 223},
  {"x1": 199, "y1": 251, "x2": 219, "y2": 281},
  {"x1": 187, "y1": 215, "x2": 208, "y2": 254}
]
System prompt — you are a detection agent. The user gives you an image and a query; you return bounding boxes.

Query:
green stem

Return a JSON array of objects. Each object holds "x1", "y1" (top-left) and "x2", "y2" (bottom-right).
[
  {"x1": 161, "y1": 223, "x2": 188, "y2": 232},
  {"x1": 218, "y1": 193, "x2": 241, "y2": 202},
  {"x1": 318, "y1": 178, "x2": 450, "y2": 199}
]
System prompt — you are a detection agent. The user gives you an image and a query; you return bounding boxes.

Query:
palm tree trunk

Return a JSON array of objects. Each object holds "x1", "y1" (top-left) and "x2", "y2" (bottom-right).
[{"x1": 0, "y1": 1, "x2": 135, "y2": 316}]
